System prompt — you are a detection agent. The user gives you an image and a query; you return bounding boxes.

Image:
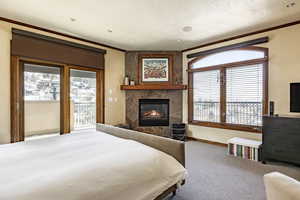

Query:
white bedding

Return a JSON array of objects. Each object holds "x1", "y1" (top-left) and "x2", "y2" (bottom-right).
[{"x1": 0, "y1": 131, "x2": 186, "y2": 200}]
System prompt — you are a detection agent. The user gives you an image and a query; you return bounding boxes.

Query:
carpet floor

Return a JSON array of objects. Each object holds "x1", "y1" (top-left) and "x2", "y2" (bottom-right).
[{"x1": 166, "y1": 141, "x2": 300, "y2": 200}]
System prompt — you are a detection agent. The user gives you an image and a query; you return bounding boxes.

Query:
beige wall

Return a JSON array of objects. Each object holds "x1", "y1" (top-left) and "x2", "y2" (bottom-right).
[
  {"x1": 183, "y1": 24, "x2": 300, "y2": 144},
  {"x1": 0, "y1": 21, "x2": 126, "y2": 144}
]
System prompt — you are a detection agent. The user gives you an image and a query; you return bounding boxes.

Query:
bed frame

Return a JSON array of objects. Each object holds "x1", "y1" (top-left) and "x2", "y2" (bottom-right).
[{"x1": 96, "y1": 124, "x2": 185, "y2": 200}]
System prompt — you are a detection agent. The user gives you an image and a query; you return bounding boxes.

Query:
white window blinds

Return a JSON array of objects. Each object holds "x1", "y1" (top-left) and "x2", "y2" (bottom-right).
[
  {"x1": 193, "y1": 70, "x2": 220, "y2": 122},
  {"x1": 226, "y1": 64, "x2": 264, "y2": 126}
]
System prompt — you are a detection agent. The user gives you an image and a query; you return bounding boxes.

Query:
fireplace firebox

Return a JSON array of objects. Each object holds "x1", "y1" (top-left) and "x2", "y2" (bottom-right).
[{"x1": 139, "y1": 99, "x2": 169, "y2": 126}]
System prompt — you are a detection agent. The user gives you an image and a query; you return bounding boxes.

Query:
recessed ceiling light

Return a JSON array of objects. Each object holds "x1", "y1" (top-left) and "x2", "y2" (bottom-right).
[
  {"x1": 286, "y1": 2, "x2": 296, "y2": 7},
  {"x1": 182, "y1": 26, "x2": 192, "y2": 32},
  {"x1": 107, "y1": 29, "x2": 113, "y2": 33},
  {"x1": 70, "y1": 18, "x2": 76, "y2": 22}
]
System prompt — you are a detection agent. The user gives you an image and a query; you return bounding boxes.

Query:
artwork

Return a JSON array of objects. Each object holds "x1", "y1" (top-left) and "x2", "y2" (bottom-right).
[
  {"x1": 138, "y1": 54, "x2": 173, "y2": 84},
  {"x1": 142, "y1": 58, "x2": 168, "y2": 82}
]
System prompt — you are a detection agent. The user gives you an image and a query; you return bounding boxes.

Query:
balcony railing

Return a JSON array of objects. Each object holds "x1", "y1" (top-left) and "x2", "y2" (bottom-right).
[
  {"x1": 74, "y1": 102, "x2": 96, "y2": 129},
  {"x1": 194, "y1": 101, "x2": 220, "y2": 123},
  {"x1": 194, "y1": 101, "x2": 262, "y2": 126}
]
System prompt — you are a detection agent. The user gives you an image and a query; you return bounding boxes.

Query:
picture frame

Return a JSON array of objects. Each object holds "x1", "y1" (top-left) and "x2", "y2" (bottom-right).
[{"x1": 138, "y1": 54, "x2": 173, "y2": 84}]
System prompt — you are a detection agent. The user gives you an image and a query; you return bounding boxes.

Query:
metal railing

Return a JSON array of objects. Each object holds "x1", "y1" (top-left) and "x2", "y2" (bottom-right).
[
  {"x1": 74, "y1": 102, "x2": 96, "y2": 129},
  {"x1": 194, "y1": 101, "x2": 262, "y2": 126},
  {"x1": 194, "y1": 102, "x2": 220, "y2": 123}
]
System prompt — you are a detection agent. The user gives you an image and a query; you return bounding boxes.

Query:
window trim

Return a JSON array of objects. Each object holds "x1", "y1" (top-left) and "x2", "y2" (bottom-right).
[{"x1": 188, "y1": 46, "x2": 269, "y2": 133}]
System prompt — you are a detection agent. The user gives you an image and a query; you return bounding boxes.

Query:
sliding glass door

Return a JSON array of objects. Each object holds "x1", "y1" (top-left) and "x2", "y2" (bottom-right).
[
  {"x1": 23, "y1": 63, "x2": 61, "y2": 140},
  {"x1": 70, "y1": 69, "x2": 97, "y2": 130},
  {"x1": 11, "y1": 57, "x2": 104, "y2": 142}
]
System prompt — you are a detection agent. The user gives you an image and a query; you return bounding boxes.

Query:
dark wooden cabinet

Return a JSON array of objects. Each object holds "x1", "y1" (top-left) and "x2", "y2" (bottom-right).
[{"x1": 262, "y1": 115, "x2": 300, "y2": 165}]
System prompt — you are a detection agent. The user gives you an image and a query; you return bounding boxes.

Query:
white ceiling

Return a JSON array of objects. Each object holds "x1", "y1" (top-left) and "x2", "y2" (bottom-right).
[{"x1": 0, "y1": 0, "x2": 300, "y2": 51}]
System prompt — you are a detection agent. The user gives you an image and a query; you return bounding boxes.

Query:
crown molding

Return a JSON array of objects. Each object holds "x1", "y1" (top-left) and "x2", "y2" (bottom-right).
[
  {"x1": 2, "y1": 16, "x2": 300, "y2": 53},
  {"x1": 0, "y1": 16, "x2": 126, "y2": 52},
  {"x1": 182, "y1": 20, "x2": 300, "y2": 52}
]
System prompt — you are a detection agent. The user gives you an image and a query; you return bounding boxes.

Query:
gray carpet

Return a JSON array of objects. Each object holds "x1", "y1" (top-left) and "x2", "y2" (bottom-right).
[{"x1": 166, "y1": 141, "x2": 300, "y2": 200}]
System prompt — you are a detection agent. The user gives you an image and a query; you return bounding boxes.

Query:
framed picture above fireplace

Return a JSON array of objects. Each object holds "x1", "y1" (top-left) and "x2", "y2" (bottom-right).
[{"x1": 138, "y1": 54, "x2": 173, "y2": 85}]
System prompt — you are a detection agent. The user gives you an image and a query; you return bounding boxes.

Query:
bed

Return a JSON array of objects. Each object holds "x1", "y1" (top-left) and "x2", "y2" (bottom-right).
[{"x1": 0, "y1": 124, "x2": 186, "y2": 200}]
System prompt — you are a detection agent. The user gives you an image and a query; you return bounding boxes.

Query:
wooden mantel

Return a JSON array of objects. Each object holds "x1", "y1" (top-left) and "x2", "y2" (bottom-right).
[{"x1": 120, "y1": 84, "x2": 187, "y2": 90}]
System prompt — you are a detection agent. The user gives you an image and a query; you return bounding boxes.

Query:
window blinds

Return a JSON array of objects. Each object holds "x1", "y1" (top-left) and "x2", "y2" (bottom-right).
[
  {"x1": 226, "y1": 64, "x2": 264, "y2": 126},
  {"x1": 193, "y1": 70, "x2": 220, "y2": 122}
]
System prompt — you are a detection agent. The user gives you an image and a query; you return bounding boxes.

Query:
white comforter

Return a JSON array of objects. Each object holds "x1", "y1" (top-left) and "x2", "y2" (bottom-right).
[{"x1": 0, "y1": 131, "x2": 186, "y2": 200}]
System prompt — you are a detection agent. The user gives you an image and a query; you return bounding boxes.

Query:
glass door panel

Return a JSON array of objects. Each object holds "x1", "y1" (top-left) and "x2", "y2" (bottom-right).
[
  {"x1": 24, "y1": 63, "x2": 61, "y2": 140},
  {"x1": 70, "y1": 69, "x2": 97, "y2": 130}
]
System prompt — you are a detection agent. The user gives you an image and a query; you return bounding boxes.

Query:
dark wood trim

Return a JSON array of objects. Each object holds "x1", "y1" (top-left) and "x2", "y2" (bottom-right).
[
  {"x1": 0, "y1": 16, "x2": 126, "y2": 52},
  {"x1": 12, "y1": 28, "x2": 106, "y2": 54},
  {"x1": 10, "y1": 56, "x2": 24, "y2": 143},
  {"x1": 187, "y1": 136, "x2": 227, "y2": 147},
  {"x1": 188, "y1": 72, "x2": 194, "y2": 123},
  {"x1": 102, "y1": 64, "x2": 106, "y2": 123},
  {"x1": 96, "y1": 70, "x2": 105, "y2": 123},
  {"x1": 182, "y1": 20, "x2": 300, "y2": 52},
  {"x1": 18, "y1": 59, "x2": 65, "y2": 71},
  {"x1": 220, "y1": 68, "x2": 226, "y2": 123},
  {"x1": 137, "y1": 54, "x2": 173, "y2": 85},
  {"x1": 16, "y1": 57, "x2": 69, "y2": 67},
  {"x1": 187, "y1": 47, "x2": 268, "y2": 133},
  {"x1": 61, "y1": 65, "x2": 70, "y2": 134},
  {"x1": 120, "y1": 84, "x2": 187, "y2": 90},
  {"x1": 189, "y1": 121, "x2": 262, "y2": 133},
  {"x1": 186, "y1": 37, "x2": 268, "y2": 58},
  {"x1": 69, "y1": 65, "x2": 102, "y2": 72},
  {"x1": 263, "y1": 50, "x2": 269, "y2": 115}
]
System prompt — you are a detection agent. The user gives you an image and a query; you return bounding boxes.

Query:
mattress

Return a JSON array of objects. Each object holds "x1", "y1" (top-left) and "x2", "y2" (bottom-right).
[{"x1": 0, "y1": 130, "x2": 186, "y2": 200}]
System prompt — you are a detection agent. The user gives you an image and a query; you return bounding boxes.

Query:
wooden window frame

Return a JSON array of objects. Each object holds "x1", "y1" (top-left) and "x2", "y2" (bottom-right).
[
  {"x1": 11, "y1": 56, "x2": 105, "y2": 143},
  {"x1": 188, "y1": 46, "x2": 269, "y2": 133}
]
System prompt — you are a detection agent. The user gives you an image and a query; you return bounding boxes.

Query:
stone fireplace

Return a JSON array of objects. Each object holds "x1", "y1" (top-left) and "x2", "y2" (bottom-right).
[
  {"x1": 125, "y1": 51, "x2": 183, "y2": 137},
  {"x1": 139, "y1": 99, "x2": 169, "y2": 126}
]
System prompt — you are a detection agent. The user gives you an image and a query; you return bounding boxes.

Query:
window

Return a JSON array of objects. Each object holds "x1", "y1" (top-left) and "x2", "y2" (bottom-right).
[
  {"x1": 188, "y1": 47, "x2": 268, "y2": 132},
  {"x1": 193, "y1": 70, "x2": 220, "y2": 122},
  {"x1": 24, "y1": 64, "x2": 60, "y2": 101}
]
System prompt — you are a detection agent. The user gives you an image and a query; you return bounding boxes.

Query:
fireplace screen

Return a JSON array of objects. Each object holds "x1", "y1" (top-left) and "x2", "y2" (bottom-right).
[{"x1": 139, "y1": 99, "x2": 169, "y2": 126}]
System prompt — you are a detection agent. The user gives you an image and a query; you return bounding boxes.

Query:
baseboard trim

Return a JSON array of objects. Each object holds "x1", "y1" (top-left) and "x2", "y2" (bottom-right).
[{"x1": 187, "y1": 136, "x2": 227, "y2": 147}]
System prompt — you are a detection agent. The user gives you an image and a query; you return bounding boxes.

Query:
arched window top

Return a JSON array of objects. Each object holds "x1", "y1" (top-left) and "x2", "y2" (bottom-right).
[{"x1": 191, "y1": 48, "x2": 266, "y2": 69}]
